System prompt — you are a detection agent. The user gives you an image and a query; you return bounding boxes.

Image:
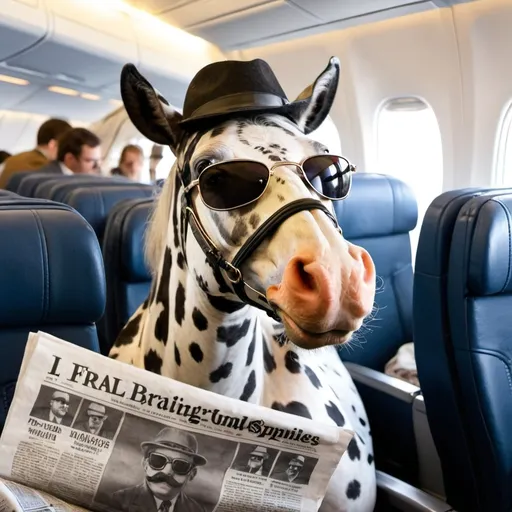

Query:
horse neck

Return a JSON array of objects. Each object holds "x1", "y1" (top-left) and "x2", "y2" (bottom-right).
[{"x1": 139, "y1": 239, "x2": 278, "y2": 404}]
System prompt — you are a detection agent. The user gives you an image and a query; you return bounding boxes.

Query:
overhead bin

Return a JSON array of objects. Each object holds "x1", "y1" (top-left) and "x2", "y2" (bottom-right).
[
  {"x1": 4, "y1": 0, "x2": 139, "y2": 90},
  {"x1": 0, "y1": 0, "x2": 48, "y2": 62}
]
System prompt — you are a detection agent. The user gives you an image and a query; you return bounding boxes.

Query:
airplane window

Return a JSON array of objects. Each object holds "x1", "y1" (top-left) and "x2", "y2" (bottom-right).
[
  {"x1": 377, "y1": 97, "x2": 443, "y2": 261},
  {"x1": 494, "y1": 102, "x2": 512, "y2": 186}
]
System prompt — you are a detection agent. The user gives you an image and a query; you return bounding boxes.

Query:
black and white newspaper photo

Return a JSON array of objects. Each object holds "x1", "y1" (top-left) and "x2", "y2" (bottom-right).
[
  {"x1": 94, "y1": 414, "x2": 238, "y2": 512},
  {"x1": 0, "y1": 331, "x2": 355, "y2": 512}
]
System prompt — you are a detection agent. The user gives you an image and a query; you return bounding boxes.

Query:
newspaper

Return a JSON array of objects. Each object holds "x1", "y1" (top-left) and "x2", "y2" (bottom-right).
[{"x1": 0, "y1": 331, "x2": 354, "y2": 512}]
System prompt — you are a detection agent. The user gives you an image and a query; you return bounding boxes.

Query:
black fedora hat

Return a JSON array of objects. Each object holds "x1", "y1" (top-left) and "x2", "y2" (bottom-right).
[
  {"x1": 119, "y1": 56, "x2": 340, "y2": 146},
  {"x1": 177, "y1": 57, "x2": 340, "y2": 132}
]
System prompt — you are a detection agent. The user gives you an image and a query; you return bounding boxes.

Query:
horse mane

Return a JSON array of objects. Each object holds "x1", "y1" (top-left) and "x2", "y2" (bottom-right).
[{"x1": 144, "y1": 161, "x2": 178, "y2": 274}]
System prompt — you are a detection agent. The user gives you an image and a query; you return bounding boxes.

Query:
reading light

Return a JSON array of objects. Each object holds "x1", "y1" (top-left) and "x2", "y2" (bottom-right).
[
  {"x1": 81, "y1": 93, "x2": 100, "y2": 101},
  {"x1": 0, "y1": 74, "x2": 29, "y2": 86},
  {"x1": 48, "y1": 86, "x2": 79, "y2": 96}
]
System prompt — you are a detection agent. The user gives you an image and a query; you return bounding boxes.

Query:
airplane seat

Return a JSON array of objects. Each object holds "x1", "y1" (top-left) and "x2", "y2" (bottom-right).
[
  {"x1": 0, "y1": 200, "x2": 105, "y2": 433},
  {"x1": 415, "y1": 189, "x2": 512, "y2": 512},
  {"x1": 33, "y1": 175, "x2": 135, "y2": 201},
  {"x1": 63, "y1": 185, "x2": 155, "y2": 244},
  {"x1": 100, "y1": 198, "x2": 154, "y2": 353},
  {"x1": 0, "y1": 190, "x2": 20, "y2": 198},
  {"x1": 6, "y1": 172, "x2": 64, "y2": 195},
  {"x1": 333, "y1": 173, "x2": 420, "y2": 484}
]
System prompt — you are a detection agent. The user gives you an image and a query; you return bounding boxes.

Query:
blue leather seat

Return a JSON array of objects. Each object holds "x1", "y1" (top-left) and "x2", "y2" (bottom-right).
[
  {"x1": 0, "y1": 201, "x2": 105, "y2": 432},
  {"x1": 415, "y1": 189, "x2": 512, "y2": 511},
  {"x1": 334, "y1": 173, "x2": 419, "y2": 484},
  {"x1": 7, "y1": 172, "x2": 62, "y2": 196},
  {"x1": 335, "y1": 173, "x2": 418, "y2": 369},
  {"x1": 32, "y1": 175, "x2": 134, "y2": 200},
  {"x1": 63, "y1": 185, "x2": 155, "y2": 244},
  {"x1": 0, "y1": 190, "x2": 19, "y2": 198},
  {"x1": 101, "y1": 198, "x2": 153, "y2": 352}
]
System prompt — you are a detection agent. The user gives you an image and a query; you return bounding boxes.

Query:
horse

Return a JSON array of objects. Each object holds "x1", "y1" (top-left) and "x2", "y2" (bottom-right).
[{"x1": 109, "y1": 56, "x2": 377, "y2": 511}]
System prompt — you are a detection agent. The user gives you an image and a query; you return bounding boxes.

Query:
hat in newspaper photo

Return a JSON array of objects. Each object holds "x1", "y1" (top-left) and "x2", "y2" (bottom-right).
[
  {"x1": 86, "y1": 403, "x2": 107, "y2": 417},
  {"x1": 141, "y1": 427, "x2": 207, "y2": 466},
  {"x1": 249, "y1": 446, "x2": 269, "y2": 459},
  {"x1": 290, "y1": 455, "x2": 305, "y2": 466}
]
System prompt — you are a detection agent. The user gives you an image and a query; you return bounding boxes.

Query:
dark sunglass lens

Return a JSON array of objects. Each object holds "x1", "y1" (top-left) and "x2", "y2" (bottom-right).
[
  {"x1": 172, "y1": 459, "x2": 193, "y2": 475},
  {"x1": 302, "y1": 155, "x2": 351, "y2": 199},
  {"x1": 199, "y1": 161, "x2": 269, "y2": 210},
  {"x1": 148, "y1": 454, "x2": 167, "y2": 470}
]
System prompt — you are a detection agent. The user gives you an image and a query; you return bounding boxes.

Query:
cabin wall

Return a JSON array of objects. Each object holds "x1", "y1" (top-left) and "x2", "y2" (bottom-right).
[{"x1": 229, "y1": 0, "x2": 512, "y2": 192}]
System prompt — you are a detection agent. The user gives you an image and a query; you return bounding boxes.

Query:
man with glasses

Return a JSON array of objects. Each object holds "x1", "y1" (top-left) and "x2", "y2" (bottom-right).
[
  {"x1": 271, "y1": 455, "x2": 308, "y2": 484},
  {"x1": 37, "y1": 127, "x2": 102, "y2": 176},
  {"x1": 111, "y1": 427, "x2": 207, "y2": 512},
  {"x1": 73, "y1": 402, "x2": 115, "y2": 439},
  {"x1": 233, "y1": 445, "x2": 269, "y2": 476},
  {"x1": 30, "y1": 390, "x2": 73, "y2": 426}
]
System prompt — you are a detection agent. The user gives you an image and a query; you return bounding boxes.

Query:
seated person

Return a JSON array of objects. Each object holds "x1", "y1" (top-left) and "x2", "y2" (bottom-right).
[
  {"x1": 0, "y1": 150, "x2": 11, "y2": 176},
  {"x1": 0, "y1": 118, "x2": 72, "y2": 188},
  {"x1": 111, "y1": 144, "x2": 144, "y2": 181},
  {"x1": 39, "y1": 127, "x2": 102, "y2": 176}
]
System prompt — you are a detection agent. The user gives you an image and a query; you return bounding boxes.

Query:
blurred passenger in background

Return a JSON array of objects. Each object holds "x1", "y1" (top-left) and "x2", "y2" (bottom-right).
[
  {"x1": 0, "y1": 150, "x2": 11, "y2": 177},
  {"x1": 111, "y1": 144, "x2": 144, "y2": 181},
  {"x1": 0, "y1": 118, "x2": 72, "y2": 188},
  {"x1": 38, "y1": 127, "x2": 102, "y2": 175}
]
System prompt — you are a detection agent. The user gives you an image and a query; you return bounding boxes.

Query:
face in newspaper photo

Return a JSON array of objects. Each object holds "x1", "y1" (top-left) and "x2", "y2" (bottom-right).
[
  {"x1": 230, "y1": 443, "x2": 279, "y2": 477},
  {"x1": 270, "y1": 452, "x2": 318, "y2": 486},
  {"x1": 71, "y1": 400, "x2": 123, "y2": 440},
  {"x1": 95, "y1": 414, "x2": 238, "y2": 512},
  {"x1": 29, "y1": 385, "x2": 81, "y2": 427}
]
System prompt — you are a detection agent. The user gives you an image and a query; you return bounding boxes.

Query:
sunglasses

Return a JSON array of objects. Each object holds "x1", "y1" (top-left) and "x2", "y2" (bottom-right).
[
  {"x1": 147, "y1": 453, "x2": 194, "y2": 475},
  {"x1": 184, "y1": 154, "x2": 355, "y2": 211},
  {"x1": 52, "y1": 398, "x2": 69, "y2": 406}
]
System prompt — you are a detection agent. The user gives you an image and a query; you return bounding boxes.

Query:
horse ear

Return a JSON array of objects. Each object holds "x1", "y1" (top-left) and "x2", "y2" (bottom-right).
[
  {"x1": 120, "y1": 64, "x2": 183, "y2": 152},
  {"x1": 289, "y1": 57, "x2": 340, "y2": 135}
]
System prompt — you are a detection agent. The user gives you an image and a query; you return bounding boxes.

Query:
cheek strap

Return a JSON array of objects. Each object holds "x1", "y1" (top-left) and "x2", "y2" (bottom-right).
[{"x1": 183, "y1": 197, "x2": 340, "y2": 320}]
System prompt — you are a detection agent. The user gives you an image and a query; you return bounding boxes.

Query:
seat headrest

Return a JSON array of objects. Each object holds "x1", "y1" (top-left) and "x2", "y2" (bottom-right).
[
  {"x1": 334, "y1": 173, "x2": 417, "y2": 239},
  {"x1": 66, "y1": 185, "x2": 155, "y2": 238},
  {"x1": 462, "y1": 195, "x2": 512, "y2": 296},
  {"x1": 0, "y1": 203, "x2": 106, "y2": 325},
  {"x1": 120, "y1": 200, "x2": 153, "y2": 282}
]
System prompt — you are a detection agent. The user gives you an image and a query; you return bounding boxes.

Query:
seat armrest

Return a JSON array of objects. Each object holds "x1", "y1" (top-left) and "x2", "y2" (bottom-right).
[
  {"x1": 344, "y1": 362, "x2": 421, "y2": 403},
  {"x1": 377, "y1": 471, "x2": 454, "y2": 511}
]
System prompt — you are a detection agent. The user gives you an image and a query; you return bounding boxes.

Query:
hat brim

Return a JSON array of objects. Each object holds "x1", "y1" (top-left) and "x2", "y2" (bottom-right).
[
  {"x1": 178, "y1": 100, "x2": 309, "y2": 132},
  {"x1": 141, "y1": 441, "x2": 207, "y2": 467}
]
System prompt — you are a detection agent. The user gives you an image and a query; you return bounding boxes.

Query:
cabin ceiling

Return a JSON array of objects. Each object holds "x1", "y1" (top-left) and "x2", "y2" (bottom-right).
[{"x1": 125, "y1": 0, "x2": 473, "y2": 50}]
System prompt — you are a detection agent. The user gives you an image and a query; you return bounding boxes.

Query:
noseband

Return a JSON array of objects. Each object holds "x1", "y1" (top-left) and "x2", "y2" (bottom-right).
[{"x1": 177, "y1": 132, "x2": 341, "y2": 321}]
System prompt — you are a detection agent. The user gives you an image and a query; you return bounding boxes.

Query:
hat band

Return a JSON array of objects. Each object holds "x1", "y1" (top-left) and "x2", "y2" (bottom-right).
[{"x1": 188, "y1": 92, "x2": 289, "y2": 119}]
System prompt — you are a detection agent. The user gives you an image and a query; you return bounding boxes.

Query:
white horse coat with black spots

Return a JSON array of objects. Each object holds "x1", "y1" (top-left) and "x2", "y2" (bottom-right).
[{"x1": 110, "y1": 57, "x2": 377, "y2": 512}]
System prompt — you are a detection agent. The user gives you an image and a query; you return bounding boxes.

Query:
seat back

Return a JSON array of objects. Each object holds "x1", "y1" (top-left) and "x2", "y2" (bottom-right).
[
  {"x1": 0, "y1": 201, "x2": 106, "y2": 431},
  {"x1": 64, "y1": 185, "x2": 155, "y2": 243},
  {"x1": 0, "y1": 190, "x2": 18, "y2": 198},
  {"x1": 34, "y1": 175, "x2": 134, "y2": 201},
  {"x1": 11, "y1": 172, "x2": 64, "y2": 196},
  {"x1": 413, "y1": 188, "x2": 512, "y2": 511},
  {"x1": 101, "y1": 198, "x2": 153, "y2": 352},
  {"x1": 447, "y1": 192, "x2": 512, "y2": 511},
  {"x1": 335, "y1": 173, "x2": 418, "y2": 370}
]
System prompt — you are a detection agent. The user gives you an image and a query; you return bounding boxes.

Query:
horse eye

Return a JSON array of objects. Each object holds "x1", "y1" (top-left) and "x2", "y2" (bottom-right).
[{"x1": 195, "y1": 159, "x2": 213, "y2": 174}]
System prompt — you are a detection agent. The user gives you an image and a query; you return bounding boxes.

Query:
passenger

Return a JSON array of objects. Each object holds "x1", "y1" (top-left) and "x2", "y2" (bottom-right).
[
  {"x1": 0, "y1": 150, "x2": 11, "y2": 177},
  {"x1": 0, "y1": 150, "x2": 11, "y2": 164},
  {"x1": 111, "y1": 144, "x2": 144, "y2": 181},
  {"x1": 38, "y1": 127, "x2": 102, "y2": 175},
  {"x1": 0, "y1": 118, "x2": 71, "y2": 188}
]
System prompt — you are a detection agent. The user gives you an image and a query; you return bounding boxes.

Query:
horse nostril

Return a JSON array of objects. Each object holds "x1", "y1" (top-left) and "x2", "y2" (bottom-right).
[{"x1": 292, "y1": 259, "x2": 316, "y2": 292}]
